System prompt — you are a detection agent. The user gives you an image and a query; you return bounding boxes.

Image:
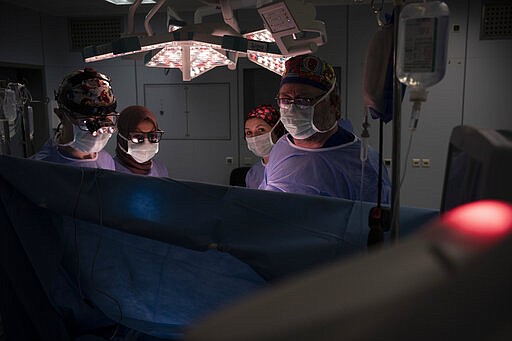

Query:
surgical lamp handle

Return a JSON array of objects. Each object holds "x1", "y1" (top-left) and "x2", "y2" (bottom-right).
[
  {"x1": 220, "y1": 0, "x2": 240, "y2": 33},
  {"x1": 127, "y1": 0, "x2": 142, "y2": 35},
  {"x1": 145, "y1": 0, "x2": 167, "y2": 37},
  {"x1": 281, "y1": 20, "x2": 327, "y2": 56}
]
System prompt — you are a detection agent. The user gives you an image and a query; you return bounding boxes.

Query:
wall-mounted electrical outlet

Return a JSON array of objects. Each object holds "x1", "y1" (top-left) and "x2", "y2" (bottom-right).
[
  {"x1": 243, "y1": 157, "x2": 253, "y2": 166},
  {"x1": 421, "y1": 159, "x2": 431, "y2": 168},
  {"x1": 225, "y1": 156, "x2": 233, "y2": 165},
  {"x1": 384, "y1": 158, "x2": 392, "y2": 167},
  {"x1": 412, "y1": 158, "x2": 421, "y2": 167}
]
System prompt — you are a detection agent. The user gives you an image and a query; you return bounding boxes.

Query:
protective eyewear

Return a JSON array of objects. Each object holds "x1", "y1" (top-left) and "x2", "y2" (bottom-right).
[
  {"x1": 275, "y1": 93, "x2": 326, "y2": 109},
  {"x1": 120, "y1": 130, "x2": 164, "y2": 144},
  {"x1": 68, "y1": 112, "x2": 119, "y2": 136}
]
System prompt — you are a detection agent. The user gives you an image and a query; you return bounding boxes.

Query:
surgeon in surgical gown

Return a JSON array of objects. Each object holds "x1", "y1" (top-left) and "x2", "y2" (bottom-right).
[
  {"x1": 31, "y1": 68, "x2": 117, "y2": 170},
  {"x1": 260, "y1": 54, "x2": 391, "y2": 204},
  {"x1": 244, "y1": 104, "x2": 285, "y2": 188}
]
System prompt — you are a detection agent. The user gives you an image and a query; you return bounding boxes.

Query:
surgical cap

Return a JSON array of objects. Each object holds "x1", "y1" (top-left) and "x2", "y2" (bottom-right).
[
  {"x1": 56, "y1": 67, "x2": 117, "y2": 117},
  {"x1": 245, "y1": 104, "x2": 280, "y2": 127},
  {"x1": 280, "y1": 54, "x2": 336, "y2": 92}
]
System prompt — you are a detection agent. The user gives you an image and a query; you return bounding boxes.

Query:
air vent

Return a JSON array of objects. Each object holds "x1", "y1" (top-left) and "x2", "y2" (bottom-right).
[
  {"x1": 480, "y1": 2, "x2": 512, "y2": 40},
  {"x1": 69, "y1": 17, "x2": 123, "y2": 51}
]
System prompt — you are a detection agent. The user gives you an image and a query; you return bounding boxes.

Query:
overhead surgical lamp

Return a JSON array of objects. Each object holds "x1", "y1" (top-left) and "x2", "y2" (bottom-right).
[
  {"x1": 83, "y1": 42, "x2": 116, "y2": 63},
  {"x1": 84, "y1": 0, "x2": 323, "y2": 80},
  {"x1": 242, "y1": 29, "x2": 289, "y2": 75},
  {"x1": 84, "y1": 0, "x2": 163, "y2": 62},
  {"x1": 143, "y1": 23, "x2": 241, "y2": 81},
  {"x1": 142, "y1": 26, "x2": 288, "y2": 79},
  {"x1": 145, "y1": 44, "x2": 235, "y2": 81},
  {"x1": 105, "y1": 0, "x2": 155, "y2": 5},
  {"x1": 257, "y1": 0, "x2": 327, "y2": 56}
]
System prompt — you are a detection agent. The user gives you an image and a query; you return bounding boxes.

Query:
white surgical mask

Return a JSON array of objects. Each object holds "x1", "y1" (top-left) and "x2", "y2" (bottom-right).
[
  {"x1": 280, "y1": 83, "x2": 336, "y2": 140},
  {"x1": 118, "y1": 133, "x2": 159, "y2": 163},
  {"x1": 58, "y1": 124, "x2": 111, "y2": 153},
  {"x1": 246, "y1": 131, "x2": 273, "y2": 158}
]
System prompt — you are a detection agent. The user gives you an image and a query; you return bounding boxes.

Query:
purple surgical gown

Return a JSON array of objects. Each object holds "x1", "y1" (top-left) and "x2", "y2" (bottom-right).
[
  {"x1": 260, "y1": 133, "x2": 391, "y2": 204},
  {"x1": 245, "y1": 160, "x2": 265, "y2": 189},
  {"x1": 113, "y1": 156, "x2": 169, "y2": 177},
  {"x1": 31, "y1": 138, "x2": 115, "y2": 170}
]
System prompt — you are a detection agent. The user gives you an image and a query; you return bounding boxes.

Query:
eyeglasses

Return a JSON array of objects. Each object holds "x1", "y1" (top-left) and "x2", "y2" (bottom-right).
[
  {"x1": 275, "y1": 93, "x2": 326, "y2": 109},
  {"x1": 124, "y1": 130, "x2": 164, "y2": 144},
  {"x1": 68, "y1": 112, "x2": 119, "y2": 136}
]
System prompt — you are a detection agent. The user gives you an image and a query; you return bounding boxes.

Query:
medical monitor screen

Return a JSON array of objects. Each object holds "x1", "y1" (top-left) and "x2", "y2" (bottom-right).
[
  {"x1": 441, "y1": 125, "x2": 512, "y2": 213},
  {"x1": 441, "y1": 145, "x2": 483, "y2": 212}
]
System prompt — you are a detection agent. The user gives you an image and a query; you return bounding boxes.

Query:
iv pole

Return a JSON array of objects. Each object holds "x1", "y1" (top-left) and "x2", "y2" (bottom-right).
[{"x1": 390, "y1": 0, "x2": 404, "y2": 242}]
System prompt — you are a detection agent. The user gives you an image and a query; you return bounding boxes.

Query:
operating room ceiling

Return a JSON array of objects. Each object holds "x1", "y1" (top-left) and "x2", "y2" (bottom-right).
[{"x1": 1, "y1": 0, "x2": 378, "y2": 17}]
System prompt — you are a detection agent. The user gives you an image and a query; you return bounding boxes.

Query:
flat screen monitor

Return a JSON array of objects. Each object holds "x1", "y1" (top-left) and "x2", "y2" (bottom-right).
[{"x1": 440, "y1": 125, "x2": 512, "y2": 213}]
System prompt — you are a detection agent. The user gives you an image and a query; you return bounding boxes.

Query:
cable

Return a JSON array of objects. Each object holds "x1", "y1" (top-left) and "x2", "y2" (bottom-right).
[
  {"x1": 389, "y1": 93, "x2": 422, "y2": 234},
  {"x1": 89, "y1": 169, "x2": 123, "y2": 337},
  {"x1": 367, "y1": 116, "x2": 390, "y2": 248},
  {"x1": 72, "y1": 168, "x2": 86, "y2": 299},
  {"x1": 400, "y1": 87, "x2": 426, "y2": 187},
  {"x1": 72, "y1": 167, "x2": 123, "y2": 338},
  {"x1": 377, "y1": 118, "x2": 384, "y2": 205},
  {"x1": 359, "y1": 113, "x2": 370, "y2": 243},
  {"x1": 399, "y1": 130, "x2": 415, "y2": 188},
  {"x1": 359, "y1": 156, "x2": 367, "y2": 244}
]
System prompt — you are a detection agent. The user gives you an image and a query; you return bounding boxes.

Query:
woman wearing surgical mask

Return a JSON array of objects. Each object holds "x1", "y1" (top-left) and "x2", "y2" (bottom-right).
[
  {"x1": 114, "y1": 105, "x2": 168, "y2": 177},
  {"x1": 244, "y1": 104, "x2": 285, "y2": 189}
]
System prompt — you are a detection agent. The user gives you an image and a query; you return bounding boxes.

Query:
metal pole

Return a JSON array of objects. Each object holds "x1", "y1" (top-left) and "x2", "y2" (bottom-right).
[{"x1": 390, "y1": 2, "x2": 403, "y2": 242}]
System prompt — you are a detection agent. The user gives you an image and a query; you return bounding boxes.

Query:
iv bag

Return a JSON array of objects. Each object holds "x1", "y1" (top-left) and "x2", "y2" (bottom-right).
[
  {"x1": 396, "y1": 1, "x2": 450, "y2": 89},
  {"x1": 1, "y1": 88, "x2": 17, "y2": 122},
  {"x1": 1, "y1": 88, "x2": 18, "y2": 139}
]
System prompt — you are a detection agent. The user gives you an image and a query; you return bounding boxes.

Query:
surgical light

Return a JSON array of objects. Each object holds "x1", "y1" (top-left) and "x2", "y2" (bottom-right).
[
  {"x1": 84, "y1": 1, "x2": 316, "y2": 80},
  {"x1": 243, "y1": 29, "x2": 289, "y2": 75},
  {"x1": 247, "y1": 51, "x2": 287, "y2": 75},
  {"x1": 258, "y1": 2, "x2": 298, "y2": 33},
  {"x1": 243, "y1": 29, "x2": 275, "y2": 43},
  {"x1": 145, "y1": 42, "x2": 235, "y2": 81},
  {"x1": 257, "y1": 0, "x2": 327, "y2": 56},
  {"x1": 83, "y1": 35, "x2": 168, "y2": 63},
  {"x1": 141, "y1": 23, "x2": 242, "y2": 81},
  {"x1": 83, "y1": 43, "x2": 115, "y2": 63},
  {"x1": 105, "y1": 0, "x2": 155, "y2": 5},
  {"x1": 83, "y1": 0, "x2": 166, "y2": 63}
]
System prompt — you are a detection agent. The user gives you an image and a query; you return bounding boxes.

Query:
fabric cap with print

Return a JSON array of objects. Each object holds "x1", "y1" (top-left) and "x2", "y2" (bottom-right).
[
  {"x1": 245, "y1": 104, "x2": 280, "y2": 127},
  {"x1": 280, "y1": 54, "x2": 336, "y2": 92},
  {"x1": 55, "y1": 67, "x2": 117, "y2": 117}
]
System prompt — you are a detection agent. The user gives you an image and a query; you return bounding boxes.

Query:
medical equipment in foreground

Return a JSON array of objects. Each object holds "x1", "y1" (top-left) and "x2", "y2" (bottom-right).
[
  {"x1": 397, "y1": 0, "x2": 450, "y2": 130},
  {"x1": 187, "y1": 199, "x2": 512, "y2": 341},
  {"x1": 441, "y1": 125, "x2": 512, "y2": 212},
  {"x1": 187, "y1": 124, "x2": 512, "y2": 340},
  {"x1": 361, "y1": 4, "x2": 399, "y2": 246}
]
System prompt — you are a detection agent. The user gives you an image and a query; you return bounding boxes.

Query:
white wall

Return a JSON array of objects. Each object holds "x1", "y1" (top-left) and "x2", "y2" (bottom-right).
[
  {"x1": 1, "y1": 0, "x2": 510, "y2": 208},
  {"x1": 464, "y1": 0, "x2": 512, "y2": 129}
]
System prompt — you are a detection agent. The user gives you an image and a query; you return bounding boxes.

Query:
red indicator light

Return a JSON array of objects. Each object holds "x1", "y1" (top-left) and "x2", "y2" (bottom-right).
[{"x1": 443, "y1": 200, "x2": 512, "y2": 241}]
